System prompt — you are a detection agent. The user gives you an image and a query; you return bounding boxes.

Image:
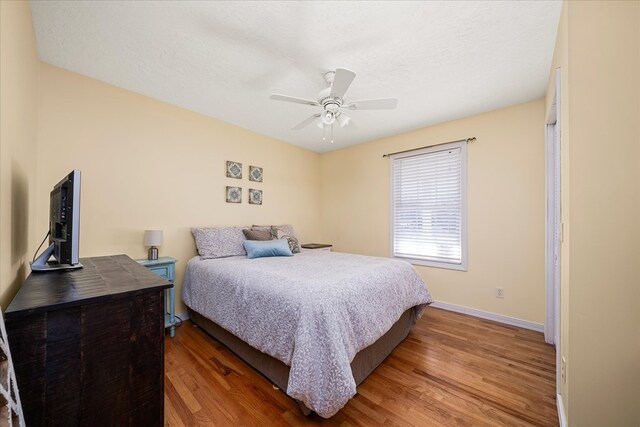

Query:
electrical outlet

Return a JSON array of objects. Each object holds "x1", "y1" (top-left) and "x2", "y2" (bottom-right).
[
  {"x1": 495, "y1": 287, "x2": 504, "y2": 299},
  {"x1": 561, "y1": 356, "x2": 566, "y2": 383}
]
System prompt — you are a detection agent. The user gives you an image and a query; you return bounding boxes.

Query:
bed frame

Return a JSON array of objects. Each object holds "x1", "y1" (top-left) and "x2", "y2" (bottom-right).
[{"x1": 188, "y1": 306, "x2": 420, "y2": 415}]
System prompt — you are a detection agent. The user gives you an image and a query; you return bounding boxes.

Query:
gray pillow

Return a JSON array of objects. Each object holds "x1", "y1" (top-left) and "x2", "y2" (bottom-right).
[
  {"x1": 191, "y1": 227, "x2": 247, "y2": 259},
  {"x1": 252, "y1": 224, "x2": 296, "y2": 239},
  {"x1": 242, "y1": 228, "x2": 272, "y2": 241},
  {"x1": 251, "y1": 224, "x2": 273, "y2": 232}
]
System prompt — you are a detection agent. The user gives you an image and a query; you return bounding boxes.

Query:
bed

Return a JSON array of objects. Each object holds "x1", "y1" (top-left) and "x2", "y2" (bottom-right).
[{"x1": 182, "y1": 248, "x2": 432, "y2": 418}]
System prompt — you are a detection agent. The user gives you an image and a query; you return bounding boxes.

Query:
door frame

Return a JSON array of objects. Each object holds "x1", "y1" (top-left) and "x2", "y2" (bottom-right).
[{"x1": 544, "y1": 67, "x2": 561, "y2": 395}]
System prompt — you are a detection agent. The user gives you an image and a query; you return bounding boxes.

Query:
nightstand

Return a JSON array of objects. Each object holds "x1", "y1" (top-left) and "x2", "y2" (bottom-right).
[
  {"x1": 301, "y1": 243, "x2": 333, "y2": 252},
  {"x1": 137, "y1": 257, "x2": 177, "y2": 337}
]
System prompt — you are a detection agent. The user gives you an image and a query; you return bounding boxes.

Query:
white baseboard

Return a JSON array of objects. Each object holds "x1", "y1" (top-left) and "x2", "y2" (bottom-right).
[
  {"x1": 430, "y1": 301, "x2": 544, "y2": 332},
  {"x1": 175, "y1": 311, "x2": 190, "y2": 322},
  {"x1": 557, "y1": 393, "x2": 567, "y2": 427}
]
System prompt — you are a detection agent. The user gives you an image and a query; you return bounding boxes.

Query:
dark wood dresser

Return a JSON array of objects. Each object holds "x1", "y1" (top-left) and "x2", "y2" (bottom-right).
[{"x1": 4, "y1": 255, "x2": 172, "y2": 426}]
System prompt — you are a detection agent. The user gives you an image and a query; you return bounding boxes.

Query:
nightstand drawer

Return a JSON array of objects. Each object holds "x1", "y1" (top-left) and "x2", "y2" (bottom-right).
[
  {"x1": 136, "y1": 257, "x2": 177, "y2": 338},
  {"x1": 148, "y1": 265, "x2": 171, "y2": 280}
]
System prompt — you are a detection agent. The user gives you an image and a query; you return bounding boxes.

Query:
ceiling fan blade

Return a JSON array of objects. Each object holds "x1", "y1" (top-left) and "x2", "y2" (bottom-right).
[
  {"x1": 330, "y1": 68, "x2": 356, "y2": 99},
  {"x1": 346, "y1": 98, "x2": 398, "y2": 110},
  {"x1": 270, "y1": 94, "x2": 320, "y2": 107},
  {"x1": 292, "y1": 113, "x2": 321, "y2": 130}
]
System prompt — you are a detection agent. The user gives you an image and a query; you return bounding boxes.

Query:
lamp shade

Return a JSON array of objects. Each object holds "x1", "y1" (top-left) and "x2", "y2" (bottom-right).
[{"x1": 143, "y1": 230, "x2": 163, "y2": 247}]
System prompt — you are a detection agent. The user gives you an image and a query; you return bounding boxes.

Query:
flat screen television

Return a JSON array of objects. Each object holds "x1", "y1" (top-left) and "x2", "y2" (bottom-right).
[{"x1": 31, "y1": 170, "x2": 83, "y2": 272}]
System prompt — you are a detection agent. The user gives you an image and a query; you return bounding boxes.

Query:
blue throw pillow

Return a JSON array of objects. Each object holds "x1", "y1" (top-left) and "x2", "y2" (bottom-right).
[{"x1": 243, "y1": 238, "x2": 293, "y2": 259}]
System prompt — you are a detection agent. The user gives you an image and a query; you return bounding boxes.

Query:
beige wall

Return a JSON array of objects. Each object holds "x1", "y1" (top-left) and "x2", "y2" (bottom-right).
[
  {"x1": 7, "y1": 5, "x2": 640, "y2": 425},
  {"x1": 36, "y1": 64, "x2": 322, "y2": 315},
  {"x1": 321, "y1": 100, "x2": 546, "y2": 324},
  {"x1": 0, "y1": 0, "x2": 40, "y2": 310},
  {"x1": 546, "y1": 1, "x2": 640, "y2": 425},
  {"x1": 566, "y1": 1, "x2": 640, "y2": 425}
]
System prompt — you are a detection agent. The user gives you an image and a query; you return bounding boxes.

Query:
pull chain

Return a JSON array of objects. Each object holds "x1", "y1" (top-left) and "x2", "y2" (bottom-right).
[{"x1": 330, "y1": 123, "x2": 334, "y2": 143}]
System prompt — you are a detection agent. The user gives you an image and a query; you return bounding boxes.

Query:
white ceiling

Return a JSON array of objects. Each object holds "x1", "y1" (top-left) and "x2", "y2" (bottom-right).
[{"x1": 29, "y1": 1, "x2": 562, "y2": 153}]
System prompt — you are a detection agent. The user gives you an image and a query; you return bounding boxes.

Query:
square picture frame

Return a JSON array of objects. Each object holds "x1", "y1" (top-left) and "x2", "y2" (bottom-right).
[
  {"x1": 249, "y1": 165, "x2": 263, "y2": 182},
  {"x1": 226, "y1": 186, "x2": 242, "y2": 203},
  {"x1": 248, "y1": 189, "x2": 263, "y2": 205},
  {"x1": 226, "y1": 161, "x2": 242, "y2": 179}
]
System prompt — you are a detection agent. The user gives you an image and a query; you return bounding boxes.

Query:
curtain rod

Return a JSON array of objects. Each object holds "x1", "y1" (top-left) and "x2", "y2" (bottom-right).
[{"x1": 382, "y1": 137, "x2": 477, "y2": 158}]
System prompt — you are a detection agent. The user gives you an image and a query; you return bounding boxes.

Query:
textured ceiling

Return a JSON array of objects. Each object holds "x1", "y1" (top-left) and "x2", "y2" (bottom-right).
[{"x1": 29, "y1": 1, "x2": 562, "y2": 153}]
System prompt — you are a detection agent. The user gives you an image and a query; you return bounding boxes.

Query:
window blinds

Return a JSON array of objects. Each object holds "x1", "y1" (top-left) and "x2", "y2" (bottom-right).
[{"x1": 391, "y1": 145, "x2": 464, "y2": 266}]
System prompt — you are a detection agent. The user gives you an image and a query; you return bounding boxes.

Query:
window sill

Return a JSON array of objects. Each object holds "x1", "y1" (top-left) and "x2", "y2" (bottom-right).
[{"x1": 393, "y1": 256, "x2": 467, "y2": 271}]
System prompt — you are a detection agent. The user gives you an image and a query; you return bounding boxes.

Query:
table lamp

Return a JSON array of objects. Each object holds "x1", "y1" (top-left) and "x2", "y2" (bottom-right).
[{"x1": 144, "y1": 230, "x2": 163, "y2": 260}]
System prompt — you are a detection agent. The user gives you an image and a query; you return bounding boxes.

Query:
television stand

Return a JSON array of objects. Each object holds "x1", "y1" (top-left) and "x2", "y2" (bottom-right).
[
  {"x1": 30, "y1": 243, "x2": 83, "y2": 272},
  {"x1": 6, "y1": 255, "x2": 171, "y2": 426}
]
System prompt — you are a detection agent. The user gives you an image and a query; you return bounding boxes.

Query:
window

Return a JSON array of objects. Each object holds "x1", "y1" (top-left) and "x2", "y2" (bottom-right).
[{"x1": 390, "y1": 141, "x2": 467, "y2": 270}]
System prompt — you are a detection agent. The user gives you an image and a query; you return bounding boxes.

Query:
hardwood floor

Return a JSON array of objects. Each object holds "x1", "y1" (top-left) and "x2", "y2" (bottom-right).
[{"x1": 164, "y1": 308, "x2": 558, "y2": 426}]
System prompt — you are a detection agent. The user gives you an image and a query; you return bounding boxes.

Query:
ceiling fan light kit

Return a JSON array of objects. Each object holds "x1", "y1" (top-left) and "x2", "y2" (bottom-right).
[
  {"x1": 335, "y1": 113, "x2": 350, "y2": 128},
  {"x1": 322, "y1": 109, "x2": 336, "y2": 125},
  {"x1": 269, "y1": 68, "x2": 398, "y2": 144}
]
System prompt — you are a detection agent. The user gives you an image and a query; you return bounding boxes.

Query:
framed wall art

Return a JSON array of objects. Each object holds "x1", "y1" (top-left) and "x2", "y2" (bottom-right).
[
  {"x1": 249, "y1": 165, "x2": 263, "y2": 182},
  {"x1": 226, "y1": 186, "x2": 242, "y2": 203},
  {"x1": 248, "y1": 189, "x2": 263, "y2": 205},
  {"x1": 226, "y1": 161, "x2": 242, "y2": 179}
]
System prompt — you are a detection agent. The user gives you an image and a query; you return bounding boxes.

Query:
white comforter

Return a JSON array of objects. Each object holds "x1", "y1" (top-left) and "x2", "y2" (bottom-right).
[{"x1": 182, "y1": 250, "x2": 432, "y2": 417}]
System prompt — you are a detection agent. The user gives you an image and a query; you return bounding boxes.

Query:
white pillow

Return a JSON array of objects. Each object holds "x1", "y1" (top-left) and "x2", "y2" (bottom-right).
[{"x1": 273, "y1": 226, "x2": 300, "y2": 254}]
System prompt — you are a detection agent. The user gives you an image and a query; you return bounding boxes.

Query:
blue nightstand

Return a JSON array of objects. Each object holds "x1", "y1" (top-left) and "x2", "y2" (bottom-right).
[{"x1": 137, "y1": 257, "x2": 177, "y2": 337}]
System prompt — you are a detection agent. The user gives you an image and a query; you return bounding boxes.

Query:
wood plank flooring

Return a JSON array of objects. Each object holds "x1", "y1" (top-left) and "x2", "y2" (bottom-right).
[{"x1": 164, "y1": 308, "x2": 558, "y2": 426}]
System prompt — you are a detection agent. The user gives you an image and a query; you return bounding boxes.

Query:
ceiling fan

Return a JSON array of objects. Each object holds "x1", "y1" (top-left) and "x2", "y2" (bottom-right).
[{"x1": 269, "y1": 68, "x2": 398, "y2": 143}]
